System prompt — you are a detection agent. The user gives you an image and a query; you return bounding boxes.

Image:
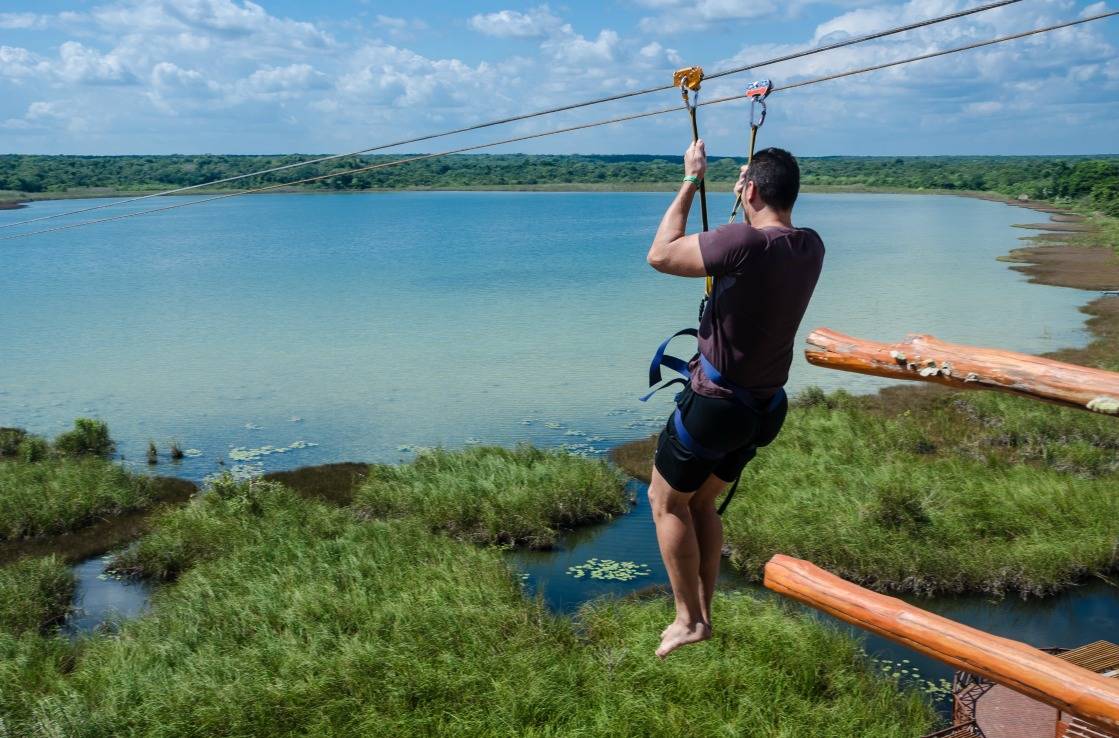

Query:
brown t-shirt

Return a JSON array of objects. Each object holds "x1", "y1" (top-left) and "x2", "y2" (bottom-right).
[{"x1": 692, "y1": 223, "x2": 825, "y2": 400}]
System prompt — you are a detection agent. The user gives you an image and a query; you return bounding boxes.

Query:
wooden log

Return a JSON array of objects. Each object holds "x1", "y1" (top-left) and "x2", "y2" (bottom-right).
[
  {"x1": 764, "y1": 555, "x2": 1119, "y2": 733},
  {"x1": 804, "y1": 327, "x2": 1119, "y2": 416}
]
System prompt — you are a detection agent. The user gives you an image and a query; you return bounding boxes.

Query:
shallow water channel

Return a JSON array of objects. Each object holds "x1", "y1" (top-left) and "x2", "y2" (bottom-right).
[{"x1": 509, "y1": 480, "x2": 1119, "y2": 714}]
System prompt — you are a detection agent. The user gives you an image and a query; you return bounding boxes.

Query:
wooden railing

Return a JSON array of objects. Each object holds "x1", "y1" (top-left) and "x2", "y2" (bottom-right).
[
  {"x1": 920, "y1": 721, "x2": 983, "y2": 738},
  {"x1": 804, "y1": 328, "x2": 1119, "y2": 415},
  {"x1": 764, "y1": 555, "x2": 1119, "y2": 733}
]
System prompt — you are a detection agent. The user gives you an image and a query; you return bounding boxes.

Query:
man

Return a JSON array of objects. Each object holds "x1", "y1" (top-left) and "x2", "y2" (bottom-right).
[{"x1": 645, "y1": 140, "x2": 824, "y2": 658}]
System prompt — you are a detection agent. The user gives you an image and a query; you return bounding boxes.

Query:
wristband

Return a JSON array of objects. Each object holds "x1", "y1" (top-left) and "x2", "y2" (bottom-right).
[{"x1": 683, "y1": 175, "x2": 701, "y2": 187}]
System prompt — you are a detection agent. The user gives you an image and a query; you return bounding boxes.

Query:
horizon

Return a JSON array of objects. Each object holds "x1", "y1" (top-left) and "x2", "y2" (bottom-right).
[{"x1": 3, "y1": 151, "x2": 1119, "y2": 159}]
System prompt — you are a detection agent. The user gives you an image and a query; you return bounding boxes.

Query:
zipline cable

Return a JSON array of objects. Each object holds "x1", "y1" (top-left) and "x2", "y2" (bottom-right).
[
  {"x1": 3, "y1": 9, "x2": 1115, "y2": 243},
  {"x1": 0, "y1": 0, "x2": 1026, "y2": 231}
]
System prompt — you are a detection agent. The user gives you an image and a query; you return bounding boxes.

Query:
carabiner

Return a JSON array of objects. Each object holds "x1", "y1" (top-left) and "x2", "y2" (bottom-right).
[
  {"x1": 745, "y1": 79, "x2": 773, "y2": 129},
  {"x1": 673, "y1": 66, "x2": 704, "y2": 111}
]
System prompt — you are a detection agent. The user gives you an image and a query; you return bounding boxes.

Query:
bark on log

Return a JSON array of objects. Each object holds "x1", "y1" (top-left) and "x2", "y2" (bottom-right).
[
  {"x1": 805, "y1": 328, "x2": 1119, "y2": 416},
  {"x1": 764, "y1": 555, "x2": 1119, "y2": 733}
]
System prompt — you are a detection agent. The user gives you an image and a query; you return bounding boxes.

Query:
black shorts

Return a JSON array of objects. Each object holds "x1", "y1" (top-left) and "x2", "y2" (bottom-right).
[{"x1": 654, "y1": 385, "x2": 788, "y2": 493}]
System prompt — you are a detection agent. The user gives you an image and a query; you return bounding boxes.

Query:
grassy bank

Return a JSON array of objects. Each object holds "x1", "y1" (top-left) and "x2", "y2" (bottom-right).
[
  {"x1": 616, "y1": 387, "x2": 1119, "y2": 597},
  {"x1": 0, "y1": 476, "x2": 934, "y2": 736},
  {"x1": 0, "y1": 555, "x2": 74, "y2": 633},
  {"x1": 0, "y1": 421, "x2": 196, "y2": 547},
  {"x1": 354, "y1": 446, "x2": 629, "y2": 548},
  {"x1": 0, "y1": 458, "x2": 160, "y2": 541}
]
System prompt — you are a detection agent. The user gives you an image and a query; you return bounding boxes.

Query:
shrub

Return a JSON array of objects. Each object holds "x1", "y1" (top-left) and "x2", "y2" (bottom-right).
[
  {"x1": 17, "y1": 436, "x2": 49, "y2": 463},
  {"x1": 54, "y1": 419, "x2": 114, "y2": 458},
  {"x1": 0, "y1": 428, "x2": 27, "y2": 458}
]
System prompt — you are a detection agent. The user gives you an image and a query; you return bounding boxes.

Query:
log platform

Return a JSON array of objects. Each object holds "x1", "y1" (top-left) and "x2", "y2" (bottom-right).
[
  {"x1": 764, "y1": 555, "x2": 1119, "y2": 737},
  {"x1": 804, "y1": 328, "x2": 1119, "y2": 415}
]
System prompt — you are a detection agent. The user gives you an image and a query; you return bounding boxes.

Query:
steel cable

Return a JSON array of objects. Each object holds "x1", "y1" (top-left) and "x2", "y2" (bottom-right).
[{"x1": 0, "y1": 0, "x2": 1025, "y2": 230}]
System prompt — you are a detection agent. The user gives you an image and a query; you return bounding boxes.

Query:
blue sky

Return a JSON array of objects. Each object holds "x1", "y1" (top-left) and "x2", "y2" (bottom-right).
[{"x1": 1, "y1": 0, "x2": 1116, "y2": 156}]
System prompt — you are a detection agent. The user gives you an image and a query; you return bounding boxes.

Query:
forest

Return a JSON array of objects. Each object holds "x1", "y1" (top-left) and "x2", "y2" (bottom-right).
[{"x1": 2, "y1": 153, "x2": 1117, "y2": 215}]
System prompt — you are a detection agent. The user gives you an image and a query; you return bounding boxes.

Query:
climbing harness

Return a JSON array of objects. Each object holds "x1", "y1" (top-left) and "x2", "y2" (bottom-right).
[
  {"x1": 642, "y1": 78, "x2": 782, "y2": 516},
  {"x1": 728, "y1": 80, "x2": 773, "y2": 224}
]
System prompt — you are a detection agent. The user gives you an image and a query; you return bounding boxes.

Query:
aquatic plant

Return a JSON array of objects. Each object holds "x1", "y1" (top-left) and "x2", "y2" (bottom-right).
[
  {"x1": 567, "y1": 558, "x2": 651, "y2": 582},
  {"x1": 169, "y1": 442, "x2": 184, "y2": 461},
  {"x1": 146, "y1": 441, "x2": 158, "y2": 465},
  {"x1": 354, "y1": 445, "x2": 629, "y2": 548},
  {"x1": 53, "y1": 418, "x2": 114, "y2": 459}
]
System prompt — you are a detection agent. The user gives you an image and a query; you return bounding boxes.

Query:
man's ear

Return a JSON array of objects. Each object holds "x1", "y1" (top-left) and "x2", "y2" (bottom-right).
[{"x1": 745, "y1": 180, "x2": 759, "y2": 206}]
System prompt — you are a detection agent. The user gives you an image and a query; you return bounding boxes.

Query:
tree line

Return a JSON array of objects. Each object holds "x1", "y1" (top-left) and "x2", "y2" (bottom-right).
[{"x1": 2, "y1": 153, "x2": 1116, "y2": 215}]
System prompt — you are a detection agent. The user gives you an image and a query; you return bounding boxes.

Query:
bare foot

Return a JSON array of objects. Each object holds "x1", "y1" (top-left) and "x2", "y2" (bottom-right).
[
  {"x1": 662, "y1": 619, "x2": 710, "y2": 640},
  {"x1": 656, "y1": 621, "x2": 710, "y2": 659}
]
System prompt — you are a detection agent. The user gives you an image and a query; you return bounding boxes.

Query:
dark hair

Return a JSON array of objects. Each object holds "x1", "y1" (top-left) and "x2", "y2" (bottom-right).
[{"x1": 747, "y1": 147, "x2": 800, "y2": 211}]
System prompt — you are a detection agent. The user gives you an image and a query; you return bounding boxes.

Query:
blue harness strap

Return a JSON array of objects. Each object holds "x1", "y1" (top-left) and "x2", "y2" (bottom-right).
[
  {"x1": 642, "y1": 327, "x2": 788, "y2": 515},
  {"x1": 639, "y1": 328, "x2": 697, "y2": 402}
]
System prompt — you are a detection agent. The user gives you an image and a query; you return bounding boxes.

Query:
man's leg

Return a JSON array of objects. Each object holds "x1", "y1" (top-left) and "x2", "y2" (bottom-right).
[
  {"x1": 689, "y1": 474, "x2": 729, "y2": 627},
  {"x1": 648, "y1": 466, "x2": 710, "y2": 659}
]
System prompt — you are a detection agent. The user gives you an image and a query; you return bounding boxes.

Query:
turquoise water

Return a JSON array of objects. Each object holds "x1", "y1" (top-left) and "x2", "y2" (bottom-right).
[{"x1": 0, "y1": 191, "x2": 1090, "y2": 481}]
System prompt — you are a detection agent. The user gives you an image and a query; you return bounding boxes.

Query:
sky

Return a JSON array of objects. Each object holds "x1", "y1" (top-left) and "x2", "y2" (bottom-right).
[{"x1": 0, "y1": 0, "x2": 1117, "y2": 156}]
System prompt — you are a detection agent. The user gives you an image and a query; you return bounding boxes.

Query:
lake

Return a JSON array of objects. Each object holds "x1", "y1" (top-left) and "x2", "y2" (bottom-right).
[
  {"x1": 5, "y1": 191, "x2": 1114, "y2": 703},
  {"x1": 0, "y1": 191, "x2": 1090, "y2": 480}
]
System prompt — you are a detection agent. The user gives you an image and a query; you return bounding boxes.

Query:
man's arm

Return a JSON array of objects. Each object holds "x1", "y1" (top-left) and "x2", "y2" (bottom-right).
[{"x1": 646, "y1": 140, "x2": 707, "y2": 278}]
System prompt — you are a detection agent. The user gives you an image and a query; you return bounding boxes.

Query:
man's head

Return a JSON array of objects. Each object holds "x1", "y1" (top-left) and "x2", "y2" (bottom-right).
[{"x1": 743, "y1": 147, "x2": 799, "y2": 219}]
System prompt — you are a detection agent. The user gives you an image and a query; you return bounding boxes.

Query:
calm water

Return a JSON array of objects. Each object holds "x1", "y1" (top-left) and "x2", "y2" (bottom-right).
[{"x1": 0, "y1": 191, "x2": 1090, "y2": 481}]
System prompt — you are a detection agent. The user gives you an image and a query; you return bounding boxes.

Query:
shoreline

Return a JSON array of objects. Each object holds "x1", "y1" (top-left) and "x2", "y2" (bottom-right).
[{"x1": 0, "y1": 182, "x2": 1065, "y2": 206}]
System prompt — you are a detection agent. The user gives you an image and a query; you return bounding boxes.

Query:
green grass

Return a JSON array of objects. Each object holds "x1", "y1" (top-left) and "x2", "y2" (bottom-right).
[
  {"x1": 354, "y1": 446, "x2": 630, "y2": 548},
  {"x1": 0, "y1": 458, "x2": 158, "y2": 541},
  {"x1": 616, "y1": 388, "x2": 1119, "y2": 597},
  {"x1": 2, "y1": 480, "x2": 933, "y2": 737},
  {"x1": 0, "y1": 555, "x2": 74, "y2": 634}
]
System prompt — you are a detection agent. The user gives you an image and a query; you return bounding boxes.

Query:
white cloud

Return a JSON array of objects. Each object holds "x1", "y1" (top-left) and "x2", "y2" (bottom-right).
[
  {"x1": 542, "y1": 29, "x2": 619, "y2": 66},
  {"x1": 27, "y1": 101, "x2": 67, "y2": 121},
  {"x1": 0, "y1": 12, "x2": 48, "y2": 29},
  {"x1": 240, "y1": 63, "x2": 330, "y2": 98},
  {"x1": 468, "y1": 6, "x2": 563, "y2": 38},
  {"x1": 375, "y1": 15, "x2": 408, "y2": 30},
  {"x1": 0, "y1": 46, "x2": 47, "y2": 79},
  {"x1": 56, "y1": 41, "x2": 137, "y2": 85},
  {"x1": 91, "y1": 0, "x2": 334, "y2": 51},
  {"x1": 0, "y1": 0, "x2": 1114, "y2": 155},
  {"x1": 337, "y1": 43, "x2": 494, "y2": 108}
]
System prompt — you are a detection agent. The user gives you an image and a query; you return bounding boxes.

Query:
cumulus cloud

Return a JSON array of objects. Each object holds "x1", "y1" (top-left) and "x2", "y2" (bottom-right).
[
  {"x1": 56, "y1": 42, "x2": 137, "y2": 85},
  {"x1": 468, "y1": 6, "x2": 563, "y2": 38},
  {"x1": 0, "y1": 12, "x2": 49, "y2": 29},
  {"x1": 637, "y1": 0, "x2": 780, "y2": 33},
  {"x1": 0, "y1": 0, "x2": 1114, "y2": 155}
]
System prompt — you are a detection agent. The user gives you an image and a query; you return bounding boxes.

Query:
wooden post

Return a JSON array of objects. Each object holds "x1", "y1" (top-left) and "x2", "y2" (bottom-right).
[
  {"x1": 804, "y1": 328, "x2": 1119, "y2": 416},
  {"x1": 764, "y1": 555, "x2": 1119, "y2": 733}
]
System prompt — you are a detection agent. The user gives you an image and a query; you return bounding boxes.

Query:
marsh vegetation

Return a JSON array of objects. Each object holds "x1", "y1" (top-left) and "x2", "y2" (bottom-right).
[
  {"x1": 615, "y1": 386, "x2": 1119, "y2": 597},
  {"x1": 1, "y1": 469, "x2": 935, "y2": 737}
]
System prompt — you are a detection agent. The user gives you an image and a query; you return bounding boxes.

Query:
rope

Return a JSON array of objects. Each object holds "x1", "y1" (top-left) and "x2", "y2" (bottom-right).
[
  {"x1": 0, "y1": 0, "x2": 1025, "y2": 231},
  {"x1": 3, "y1": 9, "x2": 1115, "y2": 243}
]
